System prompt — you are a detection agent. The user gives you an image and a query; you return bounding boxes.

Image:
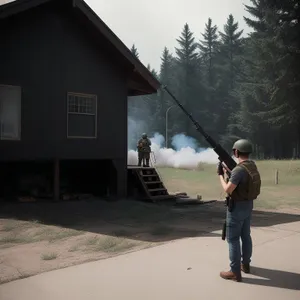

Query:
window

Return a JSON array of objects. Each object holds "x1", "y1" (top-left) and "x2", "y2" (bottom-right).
[
  {"x1": 0, "y1": 85, "x2": 21, "y2": 140},
  {"x1": 67, "y1": 92, "x2": 97, "y2": 138}
]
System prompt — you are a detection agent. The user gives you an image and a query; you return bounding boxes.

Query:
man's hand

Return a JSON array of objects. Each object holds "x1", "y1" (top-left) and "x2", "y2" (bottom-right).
[
  {"x1": 217, "y1": 162, "x2": 224, "y2": 176},
  {"x1": 222, "y1": 163, "x2": 231, "y2": 175}
]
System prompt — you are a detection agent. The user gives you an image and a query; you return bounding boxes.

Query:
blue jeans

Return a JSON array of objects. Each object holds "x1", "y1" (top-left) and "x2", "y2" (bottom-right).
[{"x1": 226, "y1": 200, "x2": 253, "y2": 274}]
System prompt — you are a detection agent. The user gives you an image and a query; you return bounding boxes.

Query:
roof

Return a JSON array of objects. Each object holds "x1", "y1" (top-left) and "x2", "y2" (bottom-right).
[{"x1": 0, "y1": 0, "x2": 161, "y2": 95}]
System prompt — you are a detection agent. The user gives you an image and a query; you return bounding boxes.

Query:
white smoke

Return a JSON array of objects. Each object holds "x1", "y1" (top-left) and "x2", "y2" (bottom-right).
[
  {"x1": 128, "y1": 132, "x2": 219, "y2": 169},
  {"x1": 171, "y1": 133, "x2": 198, "y2": 151},
  {"x1": 127, "y1": 117, "x2": 148, "y2": 150}
]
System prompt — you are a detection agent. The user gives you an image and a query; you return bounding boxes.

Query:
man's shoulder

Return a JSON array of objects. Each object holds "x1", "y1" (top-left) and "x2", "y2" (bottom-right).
[
  {"x1": 230, "y1": 165, "x2": 247, "y2": 185},
  {"x1": 239, "y1": 160, "x2": 260, "y2": 173},
  {"x1": 232, "y1": 164, "x2": 247, "y2": 174}
]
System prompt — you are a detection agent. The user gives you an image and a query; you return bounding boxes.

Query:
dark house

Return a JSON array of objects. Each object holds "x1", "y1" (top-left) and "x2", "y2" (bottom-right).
[{"x1": 0, "y1": 0, "x2": 160, "y2": 200}]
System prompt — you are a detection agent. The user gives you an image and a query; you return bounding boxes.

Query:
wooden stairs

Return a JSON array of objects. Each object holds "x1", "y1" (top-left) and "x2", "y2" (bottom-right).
[{"x1": 127, "y1": 166, "x2": 175, "y2": 202}]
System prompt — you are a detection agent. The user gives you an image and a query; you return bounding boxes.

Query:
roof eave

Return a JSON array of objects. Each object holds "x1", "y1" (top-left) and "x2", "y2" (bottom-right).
[
  {"x1": 0, "y1": 0, "x2": 161, "y2": 94},
  {"x1": 72, "y1": 0, "x2": 161, "y2": 93}
]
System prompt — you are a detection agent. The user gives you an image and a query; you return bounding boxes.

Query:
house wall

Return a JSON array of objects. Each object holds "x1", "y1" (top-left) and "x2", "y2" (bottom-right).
[{"x1": 0, "y1": 1, "x2": 129, "y2": 162}]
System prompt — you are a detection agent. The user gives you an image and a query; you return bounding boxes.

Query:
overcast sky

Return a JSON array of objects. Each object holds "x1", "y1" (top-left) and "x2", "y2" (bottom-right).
[{"x1": 86, "y1": 0, "x2": 253, "y2": 71}]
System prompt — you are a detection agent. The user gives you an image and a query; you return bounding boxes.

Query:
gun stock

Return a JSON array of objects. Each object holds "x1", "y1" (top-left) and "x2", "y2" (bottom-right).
[{"x1": 162, "y1": 85, "x2": 237, "y2": 171}]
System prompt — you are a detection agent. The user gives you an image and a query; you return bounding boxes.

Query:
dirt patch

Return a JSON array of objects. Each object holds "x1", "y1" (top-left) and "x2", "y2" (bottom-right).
[
  {"x1": 0, "y1": 215, "x2": 160, "y2": 284},
  {"x1": 0, "y1": 200, "x2": 224, "y2": 284},
  {"x1": 0, "y1": 223, "x2": 151, "y2": 284}
]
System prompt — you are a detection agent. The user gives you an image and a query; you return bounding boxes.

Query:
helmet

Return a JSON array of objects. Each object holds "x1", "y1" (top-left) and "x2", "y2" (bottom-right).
[
  {"x1": 142, "y1": 133, "x2": 147, "y2": 138},
  {"x1": 232, "y1": 139, "x2": 253, "y2": 154}
]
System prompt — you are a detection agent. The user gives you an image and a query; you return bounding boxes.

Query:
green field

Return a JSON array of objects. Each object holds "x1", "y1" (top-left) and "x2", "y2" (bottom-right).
[{"x1": 157, "y1": 160, "x2": 300, "y2": 211}]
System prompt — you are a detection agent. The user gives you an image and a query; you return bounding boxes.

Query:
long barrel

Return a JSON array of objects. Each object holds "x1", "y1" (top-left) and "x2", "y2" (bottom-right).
[{"x1": 162, "y1": 85, "x2": 237, "y2": 171}]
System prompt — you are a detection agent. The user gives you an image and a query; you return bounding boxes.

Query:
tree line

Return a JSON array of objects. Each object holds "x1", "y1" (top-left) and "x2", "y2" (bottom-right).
[{"x1": 128, "y1": 0, "x2": 300, "y2": 159}]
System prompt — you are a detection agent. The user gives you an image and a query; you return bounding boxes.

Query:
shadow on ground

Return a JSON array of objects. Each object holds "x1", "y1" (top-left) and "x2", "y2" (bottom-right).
[
  {"x1": 243, "y1": 266, "x2": 300, "y2": 290},
  {"x1": 0, "y1": 198, "x2": 299, "y2": 242}
]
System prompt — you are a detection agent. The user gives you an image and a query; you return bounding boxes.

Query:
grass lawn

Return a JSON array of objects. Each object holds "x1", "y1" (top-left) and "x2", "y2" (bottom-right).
[{"x1": 158, "y1": 159, "x2": 300, "y2": 211}]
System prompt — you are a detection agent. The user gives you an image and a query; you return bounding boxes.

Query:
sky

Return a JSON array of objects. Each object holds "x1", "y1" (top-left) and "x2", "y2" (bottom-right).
[{"x1": 86, "y1": 0, "x2": 254, "y2": 71}]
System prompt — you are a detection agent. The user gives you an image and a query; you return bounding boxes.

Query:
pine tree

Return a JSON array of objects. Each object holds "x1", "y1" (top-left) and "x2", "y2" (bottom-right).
[
  {"x1": 158, "y1": 47, "x2": 177, "y2": 145},
  {"x1": 175, "y1": 23, "x2": 199, "y2": 67},
  {"x1": 216, "y1": 14, "x2": 245, "y2": 147},
  {"x1": 199, "y1": 18, "x2": 219, "y2": 86},
  {"x1": 160, "y1": 47, "x2": 175, "y2": 85},
  {"x1": 219, "y1": 14, "x2": 244, "y2": 90},
  {"x1": 130, "y1": 44, "x2": 139, "y2": 59},
  {"x1": 143, "y1": 64, "x2": 161, "y2": 134},
  {"x1": 226, "y1": 37, "x2": 266, "y2": 155},
  {"x1": 147, "y1": 63, "x2": 159, "y2": 79},
  {"x1": 198, "y1": 18, "x2": 221, "y2": 138},
  {"x1": 243, "y1": 0, "x2": 267, "y2": 33},
  {"x1": 174, "y1": 23, "x2": 204, "y2": 139}
]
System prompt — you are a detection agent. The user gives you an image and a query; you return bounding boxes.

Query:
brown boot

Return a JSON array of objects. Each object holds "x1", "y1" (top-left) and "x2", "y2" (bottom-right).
[
  {"x1": 241, "y1": 263, "x2": 250, "y2": 274},
  {"x1": 220, "y1": 270, "x2": 242, "y2": 282}
]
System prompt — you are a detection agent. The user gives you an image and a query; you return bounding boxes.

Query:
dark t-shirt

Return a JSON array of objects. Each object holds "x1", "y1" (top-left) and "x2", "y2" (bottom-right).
[{"x1": 229, "y1": 165, "x2": 248, "y2": 186}]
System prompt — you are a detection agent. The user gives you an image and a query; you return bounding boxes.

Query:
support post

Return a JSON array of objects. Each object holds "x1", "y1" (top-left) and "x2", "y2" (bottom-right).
[
  {"x1": 54, "y1": 159, "x2": 60, "y2": 201},
  {"x1": 274, "y1": 169, "x2": 279, "y2": 185},
  {"x1": 112, "y1": 159, "x2": 127, "y2": 198}
]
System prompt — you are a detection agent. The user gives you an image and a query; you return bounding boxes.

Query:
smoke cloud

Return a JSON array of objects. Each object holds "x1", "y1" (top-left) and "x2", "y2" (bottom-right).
[
  {"x1": 171, "y1": 133, "x2": 198, "y2": 151},
  {"x1": 127, "y1": 117, "x2": 147, "y2": 150},
  {"x1": 128, "y1": 132, "x2": 219, "y2": 169}
]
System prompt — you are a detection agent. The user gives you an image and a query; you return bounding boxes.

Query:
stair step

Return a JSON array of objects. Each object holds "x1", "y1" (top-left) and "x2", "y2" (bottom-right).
[
  {"x1": 148, "y1": 188, "x2": 167, "y2": 193},
  {"x1": 128, "y1": 166, "x2": 171, "y2": 202}
]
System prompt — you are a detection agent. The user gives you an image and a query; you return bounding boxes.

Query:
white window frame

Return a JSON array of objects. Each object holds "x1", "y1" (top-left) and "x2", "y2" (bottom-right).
[
  {"x1": 66, "y1": 92, "x2": 97, "y2": 139},
  {"x1": 0, "y1": 84, "x2": 21, "y2": 141}
]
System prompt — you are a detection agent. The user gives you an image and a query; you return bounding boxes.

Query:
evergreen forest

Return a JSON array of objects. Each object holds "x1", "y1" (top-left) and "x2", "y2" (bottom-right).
[{"x1": 128, "y1": 0, "x2": 300, "y2": 159}]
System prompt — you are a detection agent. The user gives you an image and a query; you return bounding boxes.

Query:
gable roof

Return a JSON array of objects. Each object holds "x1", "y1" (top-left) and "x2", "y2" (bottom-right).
[{"x1": 0, "y1": 0, "x2": 161, "y2": 96}]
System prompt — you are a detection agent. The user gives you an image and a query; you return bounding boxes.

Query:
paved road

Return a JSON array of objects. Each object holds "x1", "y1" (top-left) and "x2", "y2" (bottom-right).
[{"x1": 0, "y1": 221, "x2": 299, "y2": 300}]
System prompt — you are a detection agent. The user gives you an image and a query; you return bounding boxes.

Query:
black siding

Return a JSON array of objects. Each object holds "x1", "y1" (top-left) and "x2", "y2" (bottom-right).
[{"x1": 0, "y1": 1, "x2": 128, "y2": 161}]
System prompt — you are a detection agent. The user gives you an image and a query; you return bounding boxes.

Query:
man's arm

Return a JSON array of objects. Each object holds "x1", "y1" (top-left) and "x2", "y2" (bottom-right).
[
  {"x1": 219, "y1": 176, "x2": 237, "y2": 195},
  {"x1": 219, "y1": 166, "x2": 244, "y2": 195}
]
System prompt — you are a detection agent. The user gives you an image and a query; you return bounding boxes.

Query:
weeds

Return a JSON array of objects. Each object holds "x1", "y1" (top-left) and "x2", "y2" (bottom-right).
[
  {"x1": 41, "y1": 252, "x2": 58, "y2": 260},
  {"x1": 83, "y1": 236, "x2": 138, "y2": 253}
]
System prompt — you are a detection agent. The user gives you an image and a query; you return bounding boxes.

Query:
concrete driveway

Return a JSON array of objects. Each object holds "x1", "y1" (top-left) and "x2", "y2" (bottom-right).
[{"x1": 0, "y1": 221, "x2": 299, "y2": 300}]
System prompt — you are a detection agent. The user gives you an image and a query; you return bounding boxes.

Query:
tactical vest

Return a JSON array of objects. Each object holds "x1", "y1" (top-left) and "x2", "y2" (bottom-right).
[
  {"x1": 231, "y1": 160, "x2": 261, "y2": 201},
  {"x1": 138, "y1": 138, "x2": 151, "y2": 152}
]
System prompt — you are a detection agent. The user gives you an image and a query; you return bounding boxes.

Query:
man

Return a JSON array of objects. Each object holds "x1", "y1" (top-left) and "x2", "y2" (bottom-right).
[
  {"x1": 217, "y1": 139, "x2": 261, "y2": 282},
  {"x1": 137, "y1": 133, "x2": 152, "y2": 167}
]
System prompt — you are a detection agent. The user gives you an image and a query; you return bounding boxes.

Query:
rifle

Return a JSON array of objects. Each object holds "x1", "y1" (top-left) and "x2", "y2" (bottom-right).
[{"x1": 162, "y1": 85, "x2": 237, "y2": 240}]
